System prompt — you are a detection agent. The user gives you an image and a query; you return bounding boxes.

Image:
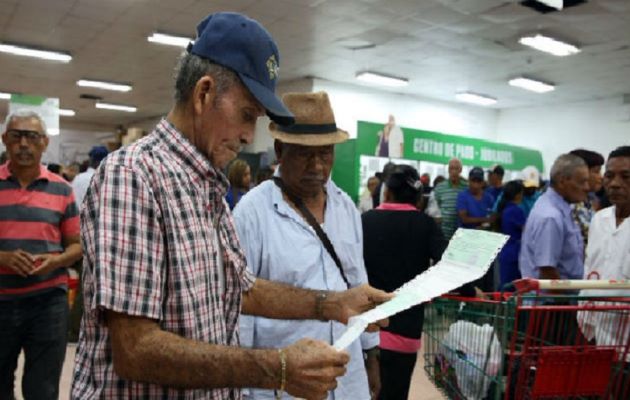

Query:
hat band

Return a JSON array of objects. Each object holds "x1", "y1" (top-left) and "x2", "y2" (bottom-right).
[{"x1": 277, "y1": 123, "x2": 337, "y2": 134}]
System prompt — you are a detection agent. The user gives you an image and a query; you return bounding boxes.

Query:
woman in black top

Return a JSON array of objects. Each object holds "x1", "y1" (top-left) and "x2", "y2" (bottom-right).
[{"x1": 362, "y1": 165, "x2": 447, "y2": 400}]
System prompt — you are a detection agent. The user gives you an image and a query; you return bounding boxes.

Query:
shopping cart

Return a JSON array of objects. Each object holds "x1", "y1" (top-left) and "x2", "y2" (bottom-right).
[{"x1": 423, "y1": 279, "x2": 630, "y2": 400}]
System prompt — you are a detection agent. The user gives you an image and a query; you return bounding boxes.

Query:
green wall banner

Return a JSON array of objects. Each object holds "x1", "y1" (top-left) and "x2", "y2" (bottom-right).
[
  {"x1": 331, "y1": 138, "x2": 359, "y2": 202},
  {"x1": 357, "y1": 120, "x2": 543, "y2": 171}
]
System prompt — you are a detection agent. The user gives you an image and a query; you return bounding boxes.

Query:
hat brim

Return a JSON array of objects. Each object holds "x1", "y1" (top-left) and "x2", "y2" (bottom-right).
[
  {"x1": 238, "y1": 73, "x2": 294, "y2": 125},
  {"x1": 523, "y1": 180, "x2": 539, "y2": 188},
  {"x1": 269, "y1": 123, "x2": 349, "y2": 146}
]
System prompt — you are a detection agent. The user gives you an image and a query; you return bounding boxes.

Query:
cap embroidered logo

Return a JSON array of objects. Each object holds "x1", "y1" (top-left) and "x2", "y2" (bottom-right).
[{"x1": 266, "y1": 54, "x2": 279, "y2": 81}]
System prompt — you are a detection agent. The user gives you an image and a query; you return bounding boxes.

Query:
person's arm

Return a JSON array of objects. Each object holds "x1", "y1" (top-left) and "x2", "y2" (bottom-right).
[
  {"x1": 106, "y1": 311, "x2": 348, "y2": 399},
  {"x1": 531, "y1": 217, "x2": 563, "y2": 279},
  {"x1": 364, "y1": 347, "x2": 380, "y2": 399},
  {"x1": 426, "y1": 191, "x2": 442, "y2": 222},
  {"x1": 32, "y1": 188, "x2": 83, "y2": 275},
  {"x1": 0, "y1": 250, "x2": 35, "y2": 277},
  {"x1": 242, "y1": 278, "x2": 392, "y2": 327},
  {"x1": 457, "y1": 209, "x2": 491, "y2": 226},
  {"x1": 31, "y1": 234, "x2": 82, "y2": 275},
  {"x1": 539, "y1": 266, "x2": 561, "y2": 280}
]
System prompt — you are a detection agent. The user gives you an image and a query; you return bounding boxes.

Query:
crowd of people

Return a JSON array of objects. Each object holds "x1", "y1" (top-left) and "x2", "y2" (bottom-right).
[
  {"x1": 358, "y1": 145, "x2": 626, "y2": 295},
  {"x1": 0, "y1": 10, "x2": 628, "y2": 400}
]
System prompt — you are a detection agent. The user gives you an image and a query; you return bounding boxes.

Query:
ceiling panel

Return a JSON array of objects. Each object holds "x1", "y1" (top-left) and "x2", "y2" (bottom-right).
[{"x1": 0, "y1": 0, "x2": 628, "y2": 128}]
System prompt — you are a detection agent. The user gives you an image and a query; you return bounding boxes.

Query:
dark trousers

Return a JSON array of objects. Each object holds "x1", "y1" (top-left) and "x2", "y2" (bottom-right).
[
  {"x1": 378, "y1": 349, "x2": 418, "y2": 400},
  {"x1": 0, "y1": 290, "x2": 68, "y2": 400}
]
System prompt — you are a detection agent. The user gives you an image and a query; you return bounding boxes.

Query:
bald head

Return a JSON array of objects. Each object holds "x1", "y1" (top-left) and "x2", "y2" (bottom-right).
[{"x1": 448, "y1": 158, "x2": 462, "y2": 182}]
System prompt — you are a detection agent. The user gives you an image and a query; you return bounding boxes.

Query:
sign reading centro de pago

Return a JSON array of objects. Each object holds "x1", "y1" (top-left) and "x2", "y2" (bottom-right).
[{"x1": 357, "y1": 121, "x2": 543, "y2": 171}]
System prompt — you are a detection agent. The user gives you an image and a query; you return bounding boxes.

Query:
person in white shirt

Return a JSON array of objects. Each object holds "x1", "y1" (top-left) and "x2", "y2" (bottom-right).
[
  {"x1": 579, "y1": 146, "x2": 630, "y2": 349},
  {"x1": 71, "y1": 146, "x2": 108, "y2": 209},
  {"x1": 358, "y1": 175, "x2": 380, "y2": 213}
]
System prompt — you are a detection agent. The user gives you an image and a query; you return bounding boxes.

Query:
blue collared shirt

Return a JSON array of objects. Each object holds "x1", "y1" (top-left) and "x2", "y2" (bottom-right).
[
  {"x1": 519, "y1": 188, "x2": 584, "y2": 280},
  {"x1": 233, "y1": 177, "x2": 378, "y2": 400}
]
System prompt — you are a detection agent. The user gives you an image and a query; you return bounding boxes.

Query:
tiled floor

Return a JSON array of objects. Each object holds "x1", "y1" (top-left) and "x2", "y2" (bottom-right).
[{"x1": 16, "y1": 344, "x2": 445, "y2": 400}]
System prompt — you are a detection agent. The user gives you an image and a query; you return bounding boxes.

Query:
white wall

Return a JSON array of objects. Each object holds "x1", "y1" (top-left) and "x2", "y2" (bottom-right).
[
  {"x1": 312, "y1": 78, "x2": 499, "y2": 141},
  {"x1": 244, "y1": 78, "x2": 500, "y2": 155},
  {"x1": 496, "y1": 97, "x2": 630, "y2": 175},
  {"x1": 244, "y1": 78, "x2": 314, "y2": 154},
  {"x1": 45, "y1": 128, "x2": 116, "y2": 165}
]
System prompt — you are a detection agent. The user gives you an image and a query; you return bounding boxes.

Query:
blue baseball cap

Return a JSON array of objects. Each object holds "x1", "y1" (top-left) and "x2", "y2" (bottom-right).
[
  {"x1": 188, "y1": 12, "x2": 294, "y2": 125},
  {"x1": 88, "y1": 145, "x2": 108, "y2": 163},
  {"x1": 469, "y1": 166, "x2": 485, "y2": 181}
]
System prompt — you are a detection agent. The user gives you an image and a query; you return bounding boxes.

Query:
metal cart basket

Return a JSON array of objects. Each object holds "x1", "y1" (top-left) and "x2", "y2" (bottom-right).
[{"x1": 423, "y1": 279, "x2": 630, "y2": 400}]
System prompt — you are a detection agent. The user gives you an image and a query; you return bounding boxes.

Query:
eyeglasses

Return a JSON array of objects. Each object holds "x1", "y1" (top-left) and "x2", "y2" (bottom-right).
[{"x1": 5, "y1": 129, "x2": 45, "y2": 143}]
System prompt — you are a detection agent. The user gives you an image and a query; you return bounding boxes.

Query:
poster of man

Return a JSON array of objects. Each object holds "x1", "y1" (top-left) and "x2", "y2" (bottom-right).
[{"x1": 375, "y1": 115, "x2": 404, "y2": 158}]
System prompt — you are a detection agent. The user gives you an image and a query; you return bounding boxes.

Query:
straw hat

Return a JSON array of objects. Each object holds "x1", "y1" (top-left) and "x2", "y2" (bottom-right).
[{"x1": 269, "y1": 91, "x2": 349, "y2": 146}]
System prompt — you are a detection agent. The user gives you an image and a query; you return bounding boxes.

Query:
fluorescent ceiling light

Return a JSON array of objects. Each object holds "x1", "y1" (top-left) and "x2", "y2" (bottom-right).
[
  {"x1": 455, "y1": 92, "x2": 497, "y2": 106},
  {"x1": 0, "y1": 92, "x2": 11, "y2": 100},
  {"x1": 356, "y1": 71, "x2": 408, "y2": 87},
  {"x1": 58, "y1": 108, "x2": 76, "y2": 117},
  {"x1": 96, "y1": 102, "x2": 137, "y2": 113},
  {"x1": 77, "y1": 79, "x2": 132, "y2": 92},
  {"x1": 519, "y1": 34, "x2": 580, "y2": 57},
  {"x1": 509, "y1": 77, "x2": 555, "y2": 93},
  {"x1": 0, "y1": 43, "x2": 71, "y2": 62},
  {"x1": 537, "y1": 0, "x2": 563, "y2": 10},
  {"x1": 147, "y1": 32, "x2": 193, "y2": 48}
]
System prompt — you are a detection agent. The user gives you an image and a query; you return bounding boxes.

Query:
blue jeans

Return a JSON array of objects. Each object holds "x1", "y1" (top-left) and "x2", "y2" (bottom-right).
[{"x1": 0, "y1": 290, "x2": 68, "y2": 400}]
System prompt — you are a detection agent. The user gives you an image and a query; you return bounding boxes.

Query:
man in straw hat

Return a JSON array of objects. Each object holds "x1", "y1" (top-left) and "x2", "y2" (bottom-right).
[
  {"x1": 234, "y1": 92, "x2": 382, "y2": 399},
  {"x1": 72, "y1": 13, "x2": 390, "y2": 400}
]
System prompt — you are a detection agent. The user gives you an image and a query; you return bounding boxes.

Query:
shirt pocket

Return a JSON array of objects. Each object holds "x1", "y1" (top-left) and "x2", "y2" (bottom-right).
[{"x1": 335, "y1": 240, "x2": 365, "y2": 288}]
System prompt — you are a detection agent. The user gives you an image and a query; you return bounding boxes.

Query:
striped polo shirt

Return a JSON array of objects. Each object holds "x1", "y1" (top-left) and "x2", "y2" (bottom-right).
[
  {"x1": 0, "y1": 162, "x2": 79, "y2": 300},
  {"x1": 433, "y1": 178, "x2": 468, "y2": 240}
]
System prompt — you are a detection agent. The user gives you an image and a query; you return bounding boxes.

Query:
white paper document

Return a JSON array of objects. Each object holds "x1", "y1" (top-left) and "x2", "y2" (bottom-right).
[{"x1": 333, "y1": 229, "x2": 508, "y2": 350}]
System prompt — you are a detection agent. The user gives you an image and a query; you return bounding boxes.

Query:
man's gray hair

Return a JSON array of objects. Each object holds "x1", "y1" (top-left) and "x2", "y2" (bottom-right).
[
  {"x1": 3, "y1": 109, "x2": 48, "y2": 135},
  {"x1": 173, "y1": 52, "x2": 240, "y2": 104},
  {"x1": 550, "y1": 153, "x2": 586, "y2": 185}
]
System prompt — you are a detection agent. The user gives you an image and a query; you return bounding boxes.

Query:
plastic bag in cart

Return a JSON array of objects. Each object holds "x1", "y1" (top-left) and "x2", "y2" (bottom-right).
[{"x1": 440, "y1": 320, "x2": 502, "y2": 400}]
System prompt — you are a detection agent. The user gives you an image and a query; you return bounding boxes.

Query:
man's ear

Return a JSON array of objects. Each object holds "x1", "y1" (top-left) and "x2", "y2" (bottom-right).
[{"x1": 192, "y1": 75, "x2": 216, "y2": 116}]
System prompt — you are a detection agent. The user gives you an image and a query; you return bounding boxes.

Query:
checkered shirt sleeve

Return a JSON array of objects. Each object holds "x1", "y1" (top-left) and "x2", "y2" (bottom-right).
[{"x1": 84, "y1": 162, "x2": 165, "y2": 321}]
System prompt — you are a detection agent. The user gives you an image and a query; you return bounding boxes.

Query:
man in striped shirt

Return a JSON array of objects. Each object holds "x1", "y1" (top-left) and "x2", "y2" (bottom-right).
[
  {"x1": 0, "y1": 109, "x2": 82, "y2": 399},
  {"x1": 433, "y1": 158, "x2": 468, "y2": 240}
]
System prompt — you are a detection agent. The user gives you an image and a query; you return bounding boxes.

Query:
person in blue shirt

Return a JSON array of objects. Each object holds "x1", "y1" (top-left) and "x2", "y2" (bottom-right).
[
  {"x1": 496, "y1": 180, "x2": 526, "y2": 289},
  {"x1": 485, "y1": 164, "x2": 504, "y2": 200},
  {"x1": 520, "y1": 154, "x2": 590, "y2": 281},
  {"x1": 225, "y1": 158, "x2": 251, "y2": 209},
  {"x1": 457, "y1": 167, "x2": 495, "y2": 229},
  {"x1": 234, "y1": 92, "x2": 382, "y2": 400},
  {"x1": 491, "y1": 165, "x2": 542, "y2": 219}
]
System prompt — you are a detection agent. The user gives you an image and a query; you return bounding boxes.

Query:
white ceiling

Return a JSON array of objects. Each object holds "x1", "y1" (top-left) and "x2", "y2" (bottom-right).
[{"x1": 1, "y1": 0, "x2": 630, "y2": 128}]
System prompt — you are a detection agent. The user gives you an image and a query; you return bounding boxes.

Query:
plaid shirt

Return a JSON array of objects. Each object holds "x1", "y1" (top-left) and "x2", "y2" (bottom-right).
[{"x1": 71, "y1": 119, "x2": 255, "y2": 399}]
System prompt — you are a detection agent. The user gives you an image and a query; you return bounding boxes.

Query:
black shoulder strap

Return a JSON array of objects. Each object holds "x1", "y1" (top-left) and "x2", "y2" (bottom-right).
[{"x1": 273, "y1": 177, "x2": 350, "y2": 288}]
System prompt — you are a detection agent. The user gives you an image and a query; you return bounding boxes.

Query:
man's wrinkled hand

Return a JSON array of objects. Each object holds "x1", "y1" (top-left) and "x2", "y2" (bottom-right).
[
  {"x1": 0, "y1": 249, "x2": 35, "y2": 277},
  {"x1": 329, "y1": 284, "x2": 393, "y2": 325},
  {"x1": 283, "y1": 338, "x2": 349, "y2": 400},
  {"x1": 30, "y1": 254, "x2": 60, "y2": 275}
]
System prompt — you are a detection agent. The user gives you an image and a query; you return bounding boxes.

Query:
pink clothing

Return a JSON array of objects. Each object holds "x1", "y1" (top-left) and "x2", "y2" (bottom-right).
[
  {"x1": 376, "y1": 202, "x2": 418, "y2": 211},
  {"x1": 379, "y1": 331, "x2": 422, "y2": 354}
]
